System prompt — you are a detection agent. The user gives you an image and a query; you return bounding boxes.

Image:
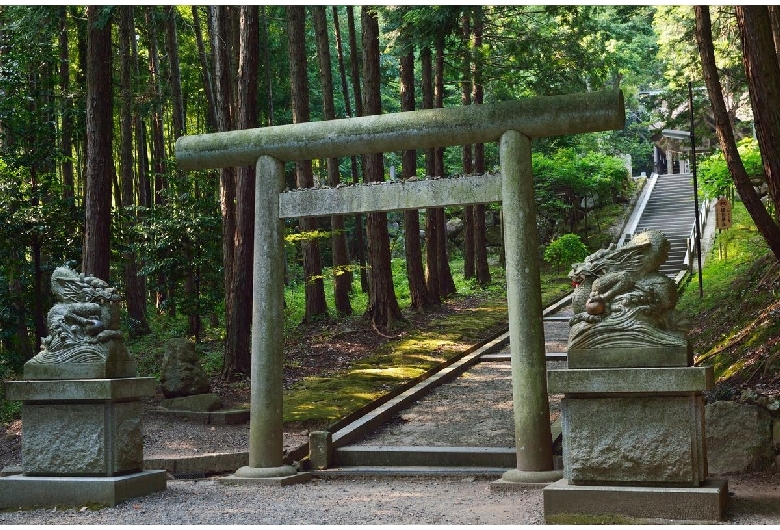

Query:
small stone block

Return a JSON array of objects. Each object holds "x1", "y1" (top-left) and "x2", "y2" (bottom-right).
[
  {"x1": 160, "y1": 393, "x2": 222, "y2": 412},
  {"x1": 217, "y1": 472, "x2": 311, "y2": 487},
  {"x1": 567, "y1": 345, "x2": 692, "y2": 369},
  {"x1": 0, "y1": 470, "x2": 167, "y2": 509},
  {"x1": 548, "y1": 366, "x2": 713, "y2": 395},
  {"x1": 309, "y1": 431, "x2": 332, "y2": 470},
  {"x1": 1, "y1": 465, "x2": 22, "y2": 477},
  {"x1": 543, "y1": 478, "x2": 728, "y2": 522}
]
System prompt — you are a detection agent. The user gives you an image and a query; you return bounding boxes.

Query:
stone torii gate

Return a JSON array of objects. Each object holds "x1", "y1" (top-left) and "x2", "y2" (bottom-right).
[{"x1": 175, "y1": 90, "x2": 625, "y2": 484}]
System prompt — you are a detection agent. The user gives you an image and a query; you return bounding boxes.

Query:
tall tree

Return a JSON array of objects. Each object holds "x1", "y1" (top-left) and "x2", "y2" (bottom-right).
[
  {"x1": 146, "y1": 7, "x2": 171, "y2": 311},
  {"x1": 345, "y1": 6, "x2": 369, "y2": 293},
  {"x1": 313, "y1": 6, "x2": 352, "y2": 316},
  {"x1": 400, "y1": 47, "x2": 435, "y2": 311},
  {"x1": 83, "y1": 5, "x2": 113, "y2": 281},
  {"x1": 734, "y1": 6, "x2": 780, "y2": 220},
  {"x1": 165, "y1": 5, "x2": 201, "y2": 336},
  {"x1": 118, "y1": 6, "x2": 150, "y2": 336},
  {"x1": 191, "y1": 6, "x2": 217, "y2": 132},
  {"x1": 433, "y1": 31, "x2": 456, "y2": 298},
  {"x1": 362, "y1": 6, "x2": 403, "y2": 330},
  {"x1": 421, "y1": 46, "x2": 441, "y2": 305},
  {"x1": 461, "y1": 11, "x2": 475, "y2": 281},
  {"x1": 210, "y1": 5, "x2": 238, "y2": 364},
  {"x1": 132, "y1": 9, "x2": 151, "y2": 210},
  {"x1": 695, "y1": 6, "x2": 780, "y2": 261},
  {"x1": 58, "y1": 6, "x2": 74, "y2": 201},
  {"x1": 287, "y1": 6, "x2": 327, "y2": 322},
  {"x1": 223, "y1": 5, "x2": 259, "y2": 378},
  {"x1": 472, "y1": 7, "x2": 490, "y2": 285},
  {"x1": 165, "y1": 6, "x2": 184, "y2": 141},
  {"x1": 261, "y1": 6, "x2": 274, "y2": 126}
]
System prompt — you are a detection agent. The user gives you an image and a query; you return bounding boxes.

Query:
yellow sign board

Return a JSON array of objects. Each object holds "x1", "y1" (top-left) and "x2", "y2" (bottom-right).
[{"x1": 715, "y1": 197, "x2": 732, "y2": 229}]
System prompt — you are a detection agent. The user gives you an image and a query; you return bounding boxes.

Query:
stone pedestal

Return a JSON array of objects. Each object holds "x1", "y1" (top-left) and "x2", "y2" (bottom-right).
[
  {"x1": 0, "y1": 378, "x2": 166, "y2": 509},
  {"x1": 543, "y1": 365, "x2": 727, "y2": 522}
]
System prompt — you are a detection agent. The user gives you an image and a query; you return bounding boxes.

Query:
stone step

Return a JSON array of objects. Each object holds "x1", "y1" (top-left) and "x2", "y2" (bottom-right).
[
  {"x1": 332, "y1": 446, "x2": 517, "y2": 468},
  {"x1": 311, "y1": 466, "x2": 509, "y2": 478},
  {"x1": 481, "y1": 352, "x2": 567, "y2": 362}
]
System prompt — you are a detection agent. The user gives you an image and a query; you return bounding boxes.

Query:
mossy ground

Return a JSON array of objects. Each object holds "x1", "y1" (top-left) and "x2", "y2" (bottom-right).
[
  {"x1": 678, "y1": 200, "x2": 780, "y2": 401},
  {"x1": 282, "y1": 295, "x2": 511, "y2": 426}
]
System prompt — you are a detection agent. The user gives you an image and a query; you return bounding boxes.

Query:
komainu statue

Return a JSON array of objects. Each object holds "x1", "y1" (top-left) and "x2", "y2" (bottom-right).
[
  {"x1": 24, "y1": 266, "x2": 136, "y2": 379},
  {"x1": 567, "y1": 230, "x2": 689, "y2": 361}
]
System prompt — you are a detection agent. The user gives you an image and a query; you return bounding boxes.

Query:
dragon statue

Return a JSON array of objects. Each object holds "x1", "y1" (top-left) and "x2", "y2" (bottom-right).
[
  {"x1": 26, "y1": 266, "x2": 132, "y2": 371},
  {"x1": 567, "y1": 230, "x2": 688, "y2": 351}
]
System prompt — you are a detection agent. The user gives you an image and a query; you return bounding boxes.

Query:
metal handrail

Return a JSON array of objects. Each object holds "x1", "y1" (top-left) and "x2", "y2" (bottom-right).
[
  {"x1": 684, "y1": 198, "x2": 712, "y2": 269},
  {"x1": 618, "y1": 172, "x2": 658, "y2": 247}
]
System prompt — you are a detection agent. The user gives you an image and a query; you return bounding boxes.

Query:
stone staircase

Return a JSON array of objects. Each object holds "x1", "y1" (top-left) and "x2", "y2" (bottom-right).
[{"x1": 633, "y1": 172, "x2": 697, "y2": 277}]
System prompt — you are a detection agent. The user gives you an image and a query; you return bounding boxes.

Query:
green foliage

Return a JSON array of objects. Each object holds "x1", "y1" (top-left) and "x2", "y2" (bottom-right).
[
  {"x1": 544, "y1": 234, "x2": 589, "y2": 273},
  {"x1": 126, "y1": 171, "x2": 223, "y2": 319},
  {"x1": 0, "y1": 400, "x2": 21, "y2": 426},
  {"x1": 698, "y1": 138, "x2": 764, "y2": 199},
  {"x1": 533, "y1": 149, "x2": 629, "y2": 244}
]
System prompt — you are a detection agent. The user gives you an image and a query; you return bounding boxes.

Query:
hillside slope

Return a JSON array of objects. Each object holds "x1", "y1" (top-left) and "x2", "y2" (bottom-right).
[{"x1": 679, "y1": 201, "x2": 780, "y2": 406}]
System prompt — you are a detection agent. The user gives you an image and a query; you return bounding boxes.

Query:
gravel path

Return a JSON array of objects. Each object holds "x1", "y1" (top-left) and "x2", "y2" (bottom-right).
[
  {"x1": 0, "y1": 477, "x2": 546, "y2": 525},
  {"x1": 354, "y1": 360, "x2": 565, "y2": 448}
]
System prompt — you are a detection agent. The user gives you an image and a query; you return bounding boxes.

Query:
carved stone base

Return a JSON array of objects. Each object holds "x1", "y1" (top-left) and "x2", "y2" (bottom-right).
[
  {"x1": 561, "y1": 395, "x2": 706, "y2": 485},
  {"x1": 23, "y1": 360, "x2": 137, "y2": 380},
  {"x1": 0, "y1": 470, "x2": 167, "y2": 509},
  {"x1": 548, "y1": 366, "x2": 712, "y2": 487},
  {"x1": 543, "y1": 478, "x2": 728, "y2": 522},
  {"x1": 5, "y1": 378, "x2": 156, "y2": 477},
  {"x1": 567, "y1": 344, "x2": 692, "y2": 369}
]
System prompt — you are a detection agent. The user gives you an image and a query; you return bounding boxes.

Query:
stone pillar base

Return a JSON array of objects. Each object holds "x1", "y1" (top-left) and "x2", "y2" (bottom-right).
[
  {"x1": 543, "y1": 478, "x2": 728, "y2": 522},
  {"x1": 0, "y1": 470, "x2": 167, "y2": 509},
  {"x1": 491, "y1": 469, "x2": 564, "y2": 491},
  {"x1": 217, "y1": 471, "x2": 311, "y2": 487}
]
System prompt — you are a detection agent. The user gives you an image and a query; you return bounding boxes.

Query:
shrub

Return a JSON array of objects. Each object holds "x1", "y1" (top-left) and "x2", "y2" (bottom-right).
[{"x1": 544, "y1": 233, "x2": 589, "y2": 274}]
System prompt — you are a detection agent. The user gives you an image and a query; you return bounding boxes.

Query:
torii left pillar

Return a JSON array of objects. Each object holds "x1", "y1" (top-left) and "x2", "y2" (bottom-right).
[{"x1": 218, "y1": 155, "x2": 310, "y2": 486}]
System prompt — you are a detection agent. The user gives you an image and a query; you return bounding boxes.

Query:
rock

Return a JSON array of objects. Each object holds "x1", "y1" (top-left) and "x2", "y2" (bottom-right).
[
  {"x1": 485, "y1": 225, "x2": 503, "y2": 247},
  {"x1": 160, "y1": 393, "x2": 222, "y2": 412},
  {"x1": 705, "y1": 400, "x2": 774, "y2": 475},
  {"x1": 160, "y1": 339, "x2": 211, "y2": 398},
  {"x1": 446, "y1": 218, "x2": 463, "y2": 238}
]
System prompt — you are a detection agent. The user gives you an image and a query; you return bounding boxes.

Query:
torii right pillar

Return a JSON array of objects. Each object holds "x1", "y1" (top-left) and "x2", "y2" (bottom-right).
[{"x1": 494, "y1": 130, "x2": 563, "y2": 486}]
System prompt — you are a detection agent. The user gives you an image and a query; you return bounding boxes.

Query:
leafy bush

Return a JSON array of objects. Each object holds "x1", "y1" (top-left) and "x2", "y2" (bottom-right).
[
  {"x1": 699, "y1": 138, "x2": 763, "y2": 200},
  {"x1": 544, "y1": 233, "x2": 589, "y2": 274},
  {"x1": 533, "y1": 149, "x2": 629, "y2": 243}
]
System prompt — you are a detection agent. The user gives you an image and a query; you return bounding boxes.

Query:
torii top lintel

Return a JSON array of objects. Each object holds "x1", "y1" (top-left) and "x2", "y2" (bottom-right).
[{"x1": 175, "y1": 90, "x2": 625, "y2": 171}]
